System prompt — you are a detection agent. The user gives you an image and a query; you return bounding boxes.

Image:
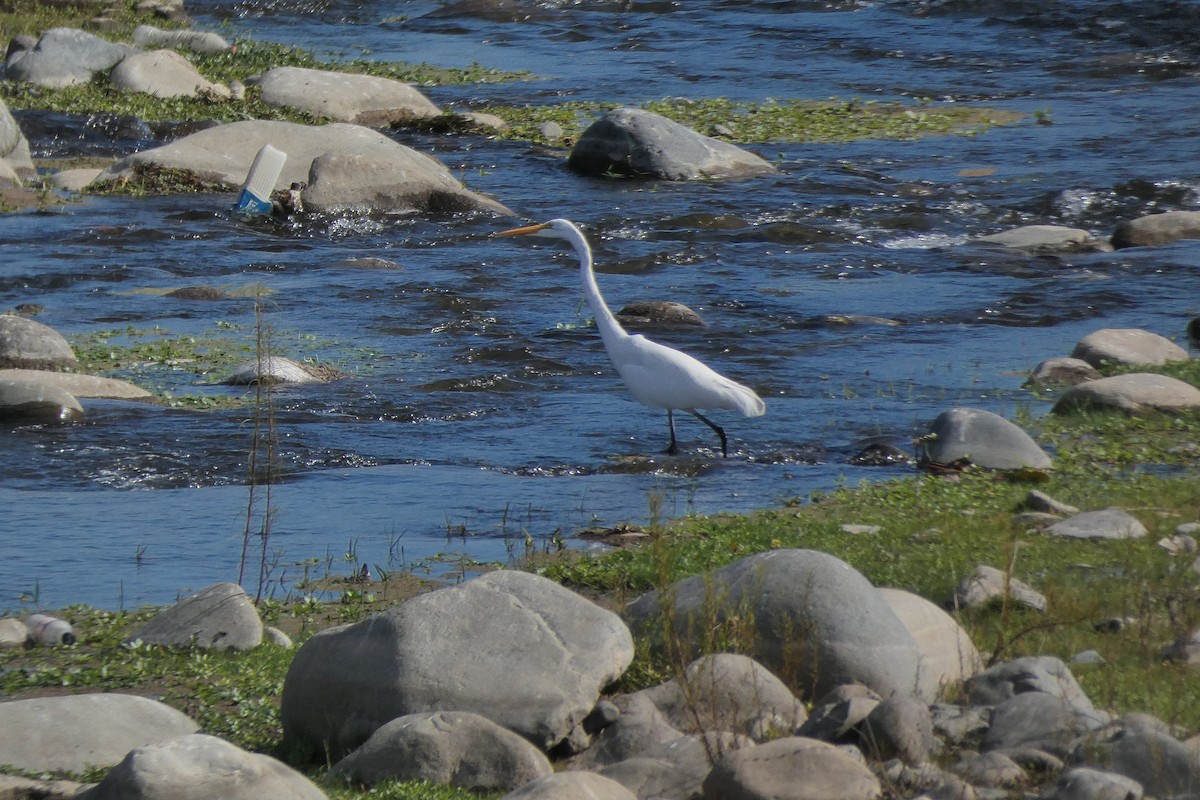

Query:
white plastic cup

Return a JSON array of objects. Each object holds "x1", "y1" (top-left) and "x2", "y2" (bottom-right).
[{"x1": 24, "y1": 613, "x2": 76, "y2": 645}]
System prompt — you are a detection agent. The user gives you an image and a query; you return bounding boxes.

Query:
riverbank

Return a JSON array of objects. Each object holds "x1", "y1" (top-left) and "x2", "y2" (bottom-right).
[{"x1": 2, "y1": 392, "x2": 1199, "y2": 798}]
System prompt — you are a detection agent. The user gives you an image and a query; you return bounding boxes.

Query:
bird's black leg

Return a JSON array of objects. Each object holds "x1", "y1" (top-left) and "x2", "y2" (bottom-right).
[
  {"x1": 691, "y1": 411, "x2": 728, "y2": 458},
  {"x1": 666, "y1": 409, "x2": 678, "y2": 455}
]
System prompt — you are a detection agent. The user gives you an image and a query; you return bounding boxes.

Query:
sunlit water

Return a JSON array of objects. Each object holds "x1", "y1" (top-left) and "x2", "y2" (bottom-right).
[{"x1": 3, "y1": 0, "x2": 1200, "y2": 610}]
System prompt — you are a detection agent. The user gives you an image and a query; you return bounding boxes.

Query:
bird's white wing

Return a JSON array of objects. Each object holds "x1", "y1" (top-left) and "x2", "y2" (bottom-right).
[{"x1": 607, "y1": 334, "x2": 765, "y2": 416}]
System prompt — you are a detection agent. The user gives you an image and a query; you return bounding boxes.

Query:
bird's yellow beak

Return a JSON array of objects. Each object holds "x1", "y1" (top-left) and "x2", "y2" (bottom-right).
[{"x1": 495, "y1": 222, "x2": 550, "y2": 238}]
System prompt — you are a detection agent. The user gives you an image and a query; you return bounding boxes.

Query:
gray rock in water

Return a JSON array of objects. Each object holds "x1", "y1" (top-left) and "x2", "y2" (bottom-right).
[
  {"x1": 0, "y1": 314, "x2": 77, "y2": 369},
  {"x1": 5, "y1": 27, "x2": 138, "y2": 88},
  {"x1": 0, "y1": 96, "x2": 34, "y2": 180},
  {"x1": 281, "y1": 570, "x2": 634, "y2": 759},
  {"x1": 131, "y1": 24, "x2": 230, "y2": 54},
  {"x1": 859, "y1": 693, "x2": 935, "y2": 765},
  {"x1": 1044, "y1": 767, "x2": 1144, "y2": 800},
  {"x1": 223, "y1": 356, "x2": 325, "y2": 385},
  {"x1": 0, "y1": 368, "x2": 151, "y2": 400},
  {"x1": 975, "y1": 225, "x2": 1097, "y2": 253},
  {"x1": 953, "y1": 565, "x2": 1047, "y2": 613},
  {"x1": 1112, "y1": 209, "x2": 1200, "y2": 248},
  {"x1": 0, "y1": 694, "x2": 198, "y2": 773},
  {"x1": 625, "y1": 549, "x2": 924, "y2": 703},
  {"x1": 877, "y1": 587, "x2": 982, "y2": 700},
  {"x1": 918, "y1": 407, "x2": 1052, "y2": 472},
  {"x1": 1044, "y1": 508, "x2": 1148, "y2": 541},
  {"x1": 254, "y1": 66, "x2": 441, "y2": 126},
  {"x1": 568, "y1": 107, "x2": 776, "y2": 181},
  {"x1": 1071, "y1": 328, "x2": 1188, "y2": 368},
  {"x1": 1053, "y1": 373, "x2": 1200, "y2": 415},
  {"x1": 301, "y1": 150, "x2": 512, "y2": 216},
  {"x1": 500, "y1": 771, "x2": 638, "y2": 800},
  {"x1": 94, "y1": 119, "x2": 513, "y2": 216},
  {"x1": 616, "y1": 301, "x2": 704, "y2": 327},
  {"x1": 702, "y1": 736, "x2": 882, "y2": 800},
  {"x1": 0, "y1": 377, "x2": 84, "y2": 422},
  {"x1": 1027, "y1": 357, "x2": 1102, "y2": 386},
  {"x1": 110, "y1": 49, "x2": 229, "y2": 99},
  {"x1": 129, "y1": 582, "x2": 264, "y2": 651},
  {"x1": 632, "y1": 653, "x2": 807, "y2": 740},
  {"x1": 76, "y1": 733, "x2": 327, "y2": 800},
  {"x1": 331, "y1": 711, "x2": 552, "y2": 791}
]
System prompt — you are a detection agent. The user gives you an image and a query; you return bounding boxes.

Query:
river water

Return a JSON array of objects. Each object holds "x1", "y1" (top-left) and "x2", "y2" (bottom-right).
[{"x1": 3, "y1": 0, "x2": 1199, "y2": 610}]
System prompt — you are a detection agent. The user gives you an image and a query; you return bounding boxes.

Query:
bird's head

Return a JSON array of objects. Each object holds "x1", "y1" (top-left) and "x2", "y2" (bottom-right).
[{"x1": 495, "y1": 218, "x2": 578, "y2": 241}]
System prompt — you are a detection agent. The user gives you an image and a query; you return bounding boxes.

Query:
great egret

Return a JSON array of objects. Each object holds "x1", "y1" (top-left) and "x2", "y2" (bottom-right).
[{"x1": 496, "y1": 218, "x2": 765, "y2": 457}]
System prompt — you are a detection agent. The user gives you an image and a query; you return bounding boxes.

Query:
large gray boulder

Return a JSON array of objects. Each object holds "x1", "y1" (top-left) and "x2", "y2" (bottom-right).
[
  {"x1": 624, "y1": 549, "x2": 924, "y2": 702},
  {"x1": 300, "y1": 150, "x2": 511, "y2": 215},
  {"x1": 0, "y1": 369, "x2": 151, "y2": 400},
  {"x1": 0, "y1": 315, "x2": 77, "y2": 369},
  {"x1": 878, "y1": 587, "x2": 982, "y2": 700},
  {"x1": 568, "y1": 107, "x2": 776, "y2": 181},
  {"x1": 76, "y1": 734, "x2": 327, "y2": 800},
  {"x1": 110, "y1": 49, "x2": 229, "y2": 99},
  {"x1": 975, "y1": 225, "x2": 1097, "y2": 253},
  {"x1": 5, "y1": 28, "x2": 137, "y2": 88},
  {"x1": 917, "y1": 407, "x2": 1052, "y2": 471},
  {"x1": 253, "y1": 66, "x2": 442, "y2": 125},
  {"x1": 94, "y1": 120, "x2": 512, "y2": 215},
  {"x1": 1112, "y1": 210, "x2": 1200, "y2": 248},
  {"x1": 702, "y1": 736, "x2": 882, "y2": 800},
  {"x1": 1053, "y1": 373, "x2": 1200, "y2": 415},
  {"x1": 1071, "y1": 328, "x2": 1188, "y2": 368},
  {"x1": 0, "y1": 97, "x2": 34, "y2": 181},
  {"x1": 0, "y1": 377, "x2": 84, "y2": 422},
  {"x1": 331, "y1": 711, "x2": 552, "y2": 791},
  {"x1": 0, "y1": 694, "x2": 198, "y2": 773},
  {"x1": 281, "y1": 569, "x2": 634, "y2": 759},
  {"x1": 128, "y1": 582, "x2": 264, "y2": 651},
  {"x1": 983, "y1": 691, "x2": 1108, "y2": 757}
]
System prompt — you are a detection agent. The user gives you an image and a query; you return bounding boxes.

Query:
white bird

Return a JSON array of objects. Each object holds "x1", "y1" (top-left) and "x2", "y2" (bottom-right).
[{"x1": 496, "y1": 218, "x2": 765, "y2": 457}]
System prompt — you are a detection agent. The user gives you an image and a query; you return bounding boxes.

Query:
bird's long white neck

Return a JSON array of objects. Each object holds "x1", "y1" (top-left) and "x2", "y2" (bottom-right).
[{"x1": 561, "y1": 221, "x2": 629, "y2": 351}]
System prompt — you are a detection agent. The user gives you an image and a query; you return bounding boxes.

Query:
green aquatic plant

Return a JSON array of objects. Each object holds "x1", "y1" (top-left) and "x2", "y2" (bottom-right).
[{"x1": 483, "y1": 96, "x2": 1023, "y2": 146}]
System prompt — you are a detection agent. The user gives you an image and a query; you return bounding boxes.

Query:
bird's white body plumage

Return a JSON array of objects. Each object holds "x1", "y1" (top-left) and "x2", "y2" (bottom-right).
[{"x1": 498, "y1": 217, "x2": 765, "y2": 455}]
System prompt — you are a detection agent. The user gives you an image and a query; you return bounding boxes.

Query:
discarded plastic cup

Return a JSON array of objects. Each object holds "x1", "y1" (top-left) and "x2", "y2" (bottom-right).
[{"x1": 232, "y1": 144, "x2": 287, "y2": 216}]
